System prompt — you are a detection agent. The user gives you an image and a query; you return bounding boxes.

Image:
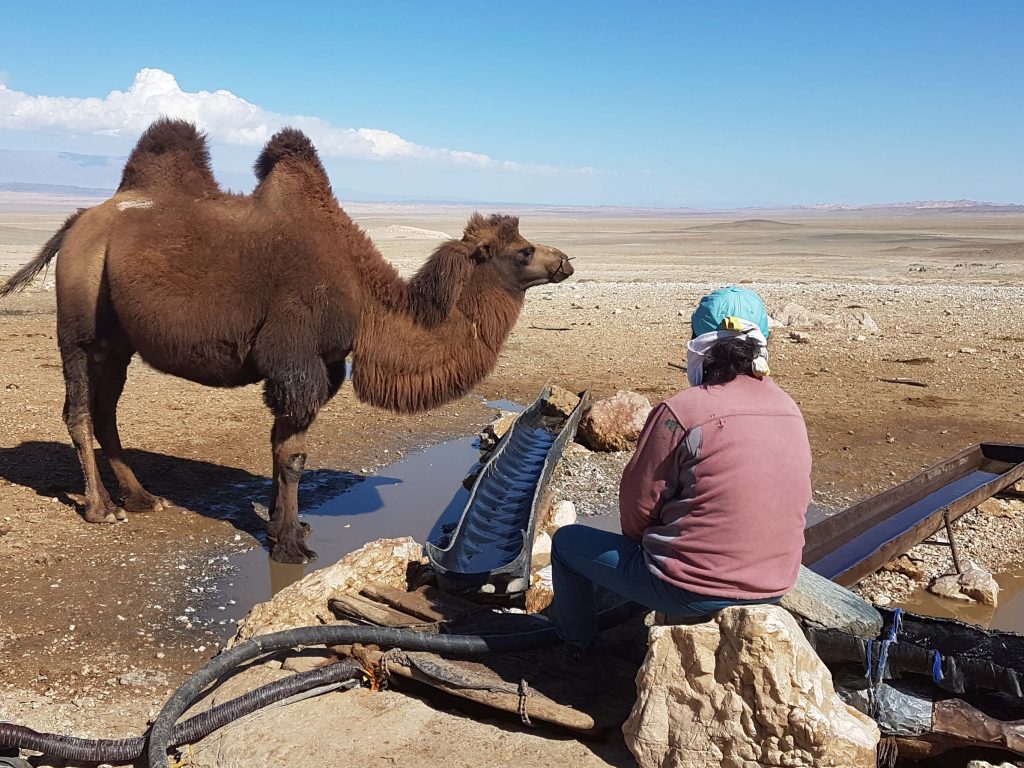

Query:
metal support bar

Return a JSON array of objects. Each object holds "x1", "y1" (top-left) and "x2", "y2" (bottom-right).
[
  {"x1": 919, "y1": 512, "x2": 964, "y2": 575},
  {"x1": 945, "y1": 512, "x2": 963, "y2": 575}
]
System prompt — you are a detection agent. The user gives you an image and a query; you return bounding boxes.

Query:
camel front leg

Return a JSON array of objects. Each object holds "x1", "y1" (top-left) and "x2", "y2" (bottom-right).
[{"x1": 267, "y1": 417, "x2": 317, "y2": 563}]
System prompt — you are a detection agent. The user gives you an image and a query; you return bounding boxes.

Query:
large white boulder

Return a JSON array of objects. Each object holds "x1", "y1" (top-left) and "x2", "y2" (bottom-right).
[{"x1": 622, "y1": 605, "x2": 879, "y2": 768}]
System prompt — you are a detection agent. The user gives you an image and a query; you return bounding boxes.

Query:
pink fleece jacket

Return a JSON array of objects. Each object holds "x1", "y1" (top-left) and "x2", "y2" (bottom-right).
[{"x1": 620, "y1": 375, "x2": 811, "y2": 599}]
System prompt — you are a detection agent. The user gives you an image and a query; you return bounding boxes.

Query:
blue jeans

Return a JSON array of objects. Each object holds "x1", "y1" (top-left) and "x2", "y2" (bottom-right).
[{"x1": 549, "y1": 524, "x2": 779, "y2": 648}]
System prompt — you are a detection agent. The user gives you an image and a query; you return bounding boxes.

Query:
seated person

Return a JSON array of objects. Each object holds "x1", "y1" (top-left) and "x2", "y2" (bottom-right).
[{"x1": 550, "y1": 286, "x2": 811, "y2": 650}]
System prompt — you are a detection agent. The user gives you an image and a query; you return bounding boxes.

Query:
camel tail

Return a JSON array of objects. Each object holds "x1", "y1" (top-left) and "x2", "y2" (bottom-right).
[{"x1": 0, "y1": 208, "x2": 84, "y2": 298}]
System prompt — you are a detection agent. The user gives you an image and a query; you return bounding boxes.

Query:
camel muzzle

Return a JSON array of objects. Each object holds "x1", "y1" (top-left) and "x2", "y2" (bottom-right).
[{"x1": 546, "y1": 250, "x2": 574, "y2": 283}]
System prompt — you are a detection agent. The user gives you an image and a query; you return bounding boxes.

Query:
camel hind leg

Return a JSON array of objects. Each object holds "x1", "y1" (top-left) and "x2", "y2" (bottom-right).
[
  {"x1": 55, "y1": 228, "x2": 126, "y2": 524},
  {"x1": 59, "y1": 342, "x2": 124, "y2": 523},
  {"x1": 89, "y1": 334, "x2": 166, "y2": 513}
]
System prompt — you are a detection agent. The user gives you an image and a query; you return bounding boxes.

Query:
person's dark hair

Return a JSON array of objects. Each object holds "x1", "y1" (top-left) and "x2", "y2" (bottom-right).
[{"x1": 702, "y1": 335, "x2": 763, "y2": 385}]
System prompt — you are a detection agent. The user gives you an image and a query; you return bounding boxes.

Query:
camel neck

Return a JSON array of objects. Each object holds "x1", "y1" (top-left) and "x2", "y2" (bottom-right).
[{"x1": 351, "y1": 280, "x2": 523, "y2": 414}]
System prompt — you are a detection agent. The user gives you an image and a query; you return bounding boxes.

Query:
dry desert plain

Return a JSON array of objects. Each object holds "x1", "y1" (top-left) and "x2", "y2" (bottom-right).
[{"x1": 1, "y1": 192, "x2": 1024, "y2": 764}]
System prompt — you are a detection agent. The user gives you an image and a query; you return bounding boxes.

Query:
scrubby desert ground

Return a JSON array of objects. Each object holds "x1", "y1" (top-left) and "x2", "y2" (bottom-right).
[{"x1": 1, "y1": 193, "x2": 1023, "y2": 762}]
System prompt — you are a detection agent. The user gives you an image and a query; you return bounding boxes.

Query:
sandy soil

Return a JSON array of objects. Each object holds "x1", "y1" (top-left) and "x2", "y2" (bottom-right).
[{"x1": 2, "y1": 198, "x2": 1023, "y2": 758}]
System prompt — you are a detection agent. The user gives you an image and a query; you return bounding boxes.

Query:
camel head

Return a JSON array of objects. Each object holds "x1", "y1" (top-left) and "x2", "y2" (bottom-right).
[{"x1": 461, "y1": 213, "x2": 573, "y2": 293}]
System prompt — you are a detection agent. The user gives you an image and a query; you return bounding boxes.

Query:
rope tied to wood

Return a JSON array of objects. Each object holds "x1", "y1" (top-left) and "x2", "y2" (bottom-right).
[{"x1": 517, "y1": 679, "x2": 533, "y2": 726}]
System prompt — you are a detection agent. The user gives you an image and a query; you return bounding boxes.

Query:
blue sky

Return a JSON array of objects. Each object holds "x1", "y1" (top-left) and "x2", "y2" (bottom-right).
[{"x1": 1, "y1": 1, "x2": 1022, "y2": 207}]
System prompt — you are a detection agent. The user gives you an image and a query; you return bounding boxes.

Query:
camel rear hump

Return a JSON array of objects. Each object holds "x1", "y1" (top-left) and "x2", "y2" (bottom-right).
[
  {"x1": 253, "y1": 128, "x2": 334, "y2": 197},
  {"x1": 117, "y1": 118, "x2": 220, "y2": 197}
]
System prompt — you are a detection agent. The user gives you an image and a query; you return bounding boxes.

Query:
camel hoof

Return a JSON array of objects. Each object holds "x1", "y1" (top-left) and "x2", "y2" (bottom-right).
[
  {"x1": 269, "y1": 525, "x2": 318, "y2": 564},
  {"x1": 270, "y1": 541, "x2": 318, "y2": 564},
  {"x1": 84, "y1": 507, "x2": 120, "y2": 524},
  {"x1": 114, "y1": 508, "x2": 129, "y2": 522},
  {"x1": 123, "y1": 492, "x2": 167, "y2": 514}
]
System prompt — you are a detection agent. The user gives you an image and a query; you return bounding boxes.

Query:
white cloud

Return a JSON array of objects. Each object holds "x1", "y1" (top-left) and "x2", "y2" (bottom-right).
[{"x1": 0, "y1": 68, "x2": 587, "y2": 174}]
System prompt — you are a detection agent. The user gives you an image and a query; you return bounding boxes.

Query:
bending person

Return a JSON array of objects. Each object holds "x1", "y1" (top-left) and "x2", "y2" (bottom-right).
[{"x1": 550, "y1": 286, "x2": 811, "y2": 650}]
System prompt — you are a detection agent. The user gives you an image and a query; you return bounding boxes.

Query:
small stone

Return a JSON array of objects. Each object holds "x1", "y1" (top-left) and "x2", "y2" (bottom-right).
[
  {"x1": 525, "y1": 565, "x2": 554, "y2": 614},
  {"x1": 550, "y1": 500, "x2": 577, "y2": 529},
  {"x1": 531, "y1": 530, "x2": 552, "y2": 558},
  {"x1": 885, "y1": 434, "x2": 895, "y2": 444},
  {"x1": 977, "y1": 499, "x2": 1015, "y2": 518},
  {"x1": 479, "y1": 411, "x2": 518, "y2": 453},
  {"x1": 959, "y1": 347, "x2": 977, "y2": 354},
  {"x1": 612, "y1": 308, "x2": 623, "y2": 315},
  {"x1": 959, "y1": 563, "x2": 999, "y2": 607},
  {"x1": 542, "y1": 385, "x2": 580, "y2": 419},
  {"x1": 788, "y1": 331, "x2": 811, "y2": 344}
]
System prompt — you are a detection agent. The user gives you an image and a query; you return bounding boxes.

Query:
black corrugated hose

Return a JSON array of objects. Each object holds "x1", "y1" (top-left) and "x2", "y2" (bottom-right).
[
  {"x1": 0, "y1": 658, "x2": 364, "y2": 764},
  {"x1": 1, "y1": 602, "x2": 640, "y2": 768}
]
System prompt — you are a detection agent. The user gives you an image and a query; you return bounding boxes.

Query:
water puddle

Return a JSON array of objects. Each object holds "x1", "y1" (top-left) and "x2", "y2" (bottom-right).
[
  {"x1": 202, "y1": 399, "x2": 529, "y2": 629},
  {"x1": 203, "y1": 434, "x2": 480, "y2": 628},
  {"x1": 898, "y1": 569, "x2": 1024, "y2": 633}
]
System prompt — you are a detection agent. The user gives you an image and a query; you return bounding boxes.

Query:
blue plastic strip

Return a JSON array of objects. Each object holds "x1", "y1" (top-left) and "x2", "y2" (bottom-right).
[
  {"x1": 888, "y1": 608, "x2": 903, "y2": 642},
  {"x1": 932, "y1": 650, "x2": 944, "y2": 683}
]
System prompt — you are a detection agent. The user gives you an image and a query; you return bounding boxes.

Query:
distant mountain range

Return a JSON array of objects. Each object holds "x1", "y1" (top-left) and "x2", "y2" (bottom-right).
[
  {"x1": 1, "y1": 148, "x2": 1021, "y2": 212},
  {"x1": 794, "y1": 199, "x2": 1024, "y2": 213}
]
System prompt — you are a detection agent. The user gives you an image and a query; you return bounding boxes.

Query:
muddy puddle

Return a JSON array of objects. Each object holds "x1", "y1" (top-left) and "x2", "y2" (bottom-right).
[
  {"x1": 201, "y1": 399, "x2": 555, "y2": 629},
  {"x1": 898, "y1": 569, "x2": 1024, "y2": 633},
  {"x1": 202, "y1": 434, "x2": 480, "y2": 628}
]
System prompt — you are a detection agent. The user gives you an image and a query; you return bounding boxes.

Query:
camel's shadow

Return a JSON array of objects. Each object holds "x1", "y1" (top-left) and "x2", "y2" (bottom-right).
[{"x1": 0, "y1": 440, "x2": 373, "y2": 540}]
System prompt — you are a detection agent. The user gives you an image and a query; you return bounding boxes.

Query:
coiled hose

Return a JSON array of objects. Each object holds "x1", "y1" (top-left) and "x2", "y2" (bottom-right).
[{"x1": 0, "y1": 659, "x2": 364, "y2": 764}]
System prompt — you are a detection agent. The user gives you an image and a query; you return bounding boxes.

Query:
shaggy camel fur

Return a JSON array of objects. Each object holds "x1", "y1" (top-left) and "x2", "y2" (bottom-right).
[{"x1": 0, "y1": 118, "x2": 573, "y2": 563}]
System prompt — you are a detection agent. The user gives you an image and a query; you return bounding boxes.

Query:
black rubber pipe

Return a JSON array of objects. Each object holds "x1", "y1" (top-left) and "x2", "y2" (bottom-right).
[
  {"x1": 148, "y1": 603, "x2": 640, "y2": 768},
  {"x1": 0, "y1": 659, "x2": 363, "y2": 764},
  {"x1": 0, "y1": 602, "x2": 640, "y2": 767}
]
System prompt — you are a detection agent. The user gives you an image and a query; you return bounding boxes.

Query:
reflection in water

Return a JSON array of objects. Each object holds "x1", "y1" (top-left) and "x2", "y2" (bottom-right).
[
  {"x1": 899, "y1": 569, "x2": 1024, "y2": 633},
  {"x1": 269, "y1": 561, "x2": 307, "y2": 595},
  {"x1": 206, "y1": 435, "x2": 481, "y2": 626}
]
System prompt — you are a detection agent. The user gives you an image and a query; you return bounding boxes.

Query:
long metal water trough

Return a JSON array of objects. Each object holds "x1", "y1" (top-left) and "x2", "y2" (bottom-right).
[
  {"x1": 427, "y1": 385, "x2": 589, "y2": 600},
  {"x1": 803, "y1": 443, "x2": 1024, "y2": 587}
]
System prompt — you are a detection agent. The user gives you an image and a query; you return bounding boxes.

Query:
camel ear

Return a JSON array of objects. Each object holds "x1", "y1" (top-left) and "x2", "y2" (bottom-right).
[{"x1": 470, "y1": 239, "x2": 492, "y2": 264}]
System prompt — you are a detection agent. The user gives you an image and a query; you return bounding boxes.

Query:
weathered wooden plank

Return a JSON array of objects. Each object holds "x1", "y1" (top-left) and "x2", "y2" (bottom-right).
[
  {"x1": 327, "y1": 594, "x2": 436, "y2": 630},
  {"x1": 373, "y1": 650, "x2": 600, "y2": 733},
  {"x1": 358, "y1": 583, "x2": 480, "y2": 623}
]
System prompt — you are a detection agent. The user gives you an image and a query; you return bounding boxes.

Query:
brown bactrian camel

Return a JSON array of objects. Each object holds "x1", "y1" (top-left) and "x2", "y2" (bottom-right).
[{"x1": 0, "y1": 118, "x2": 573, "y2": 563}]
